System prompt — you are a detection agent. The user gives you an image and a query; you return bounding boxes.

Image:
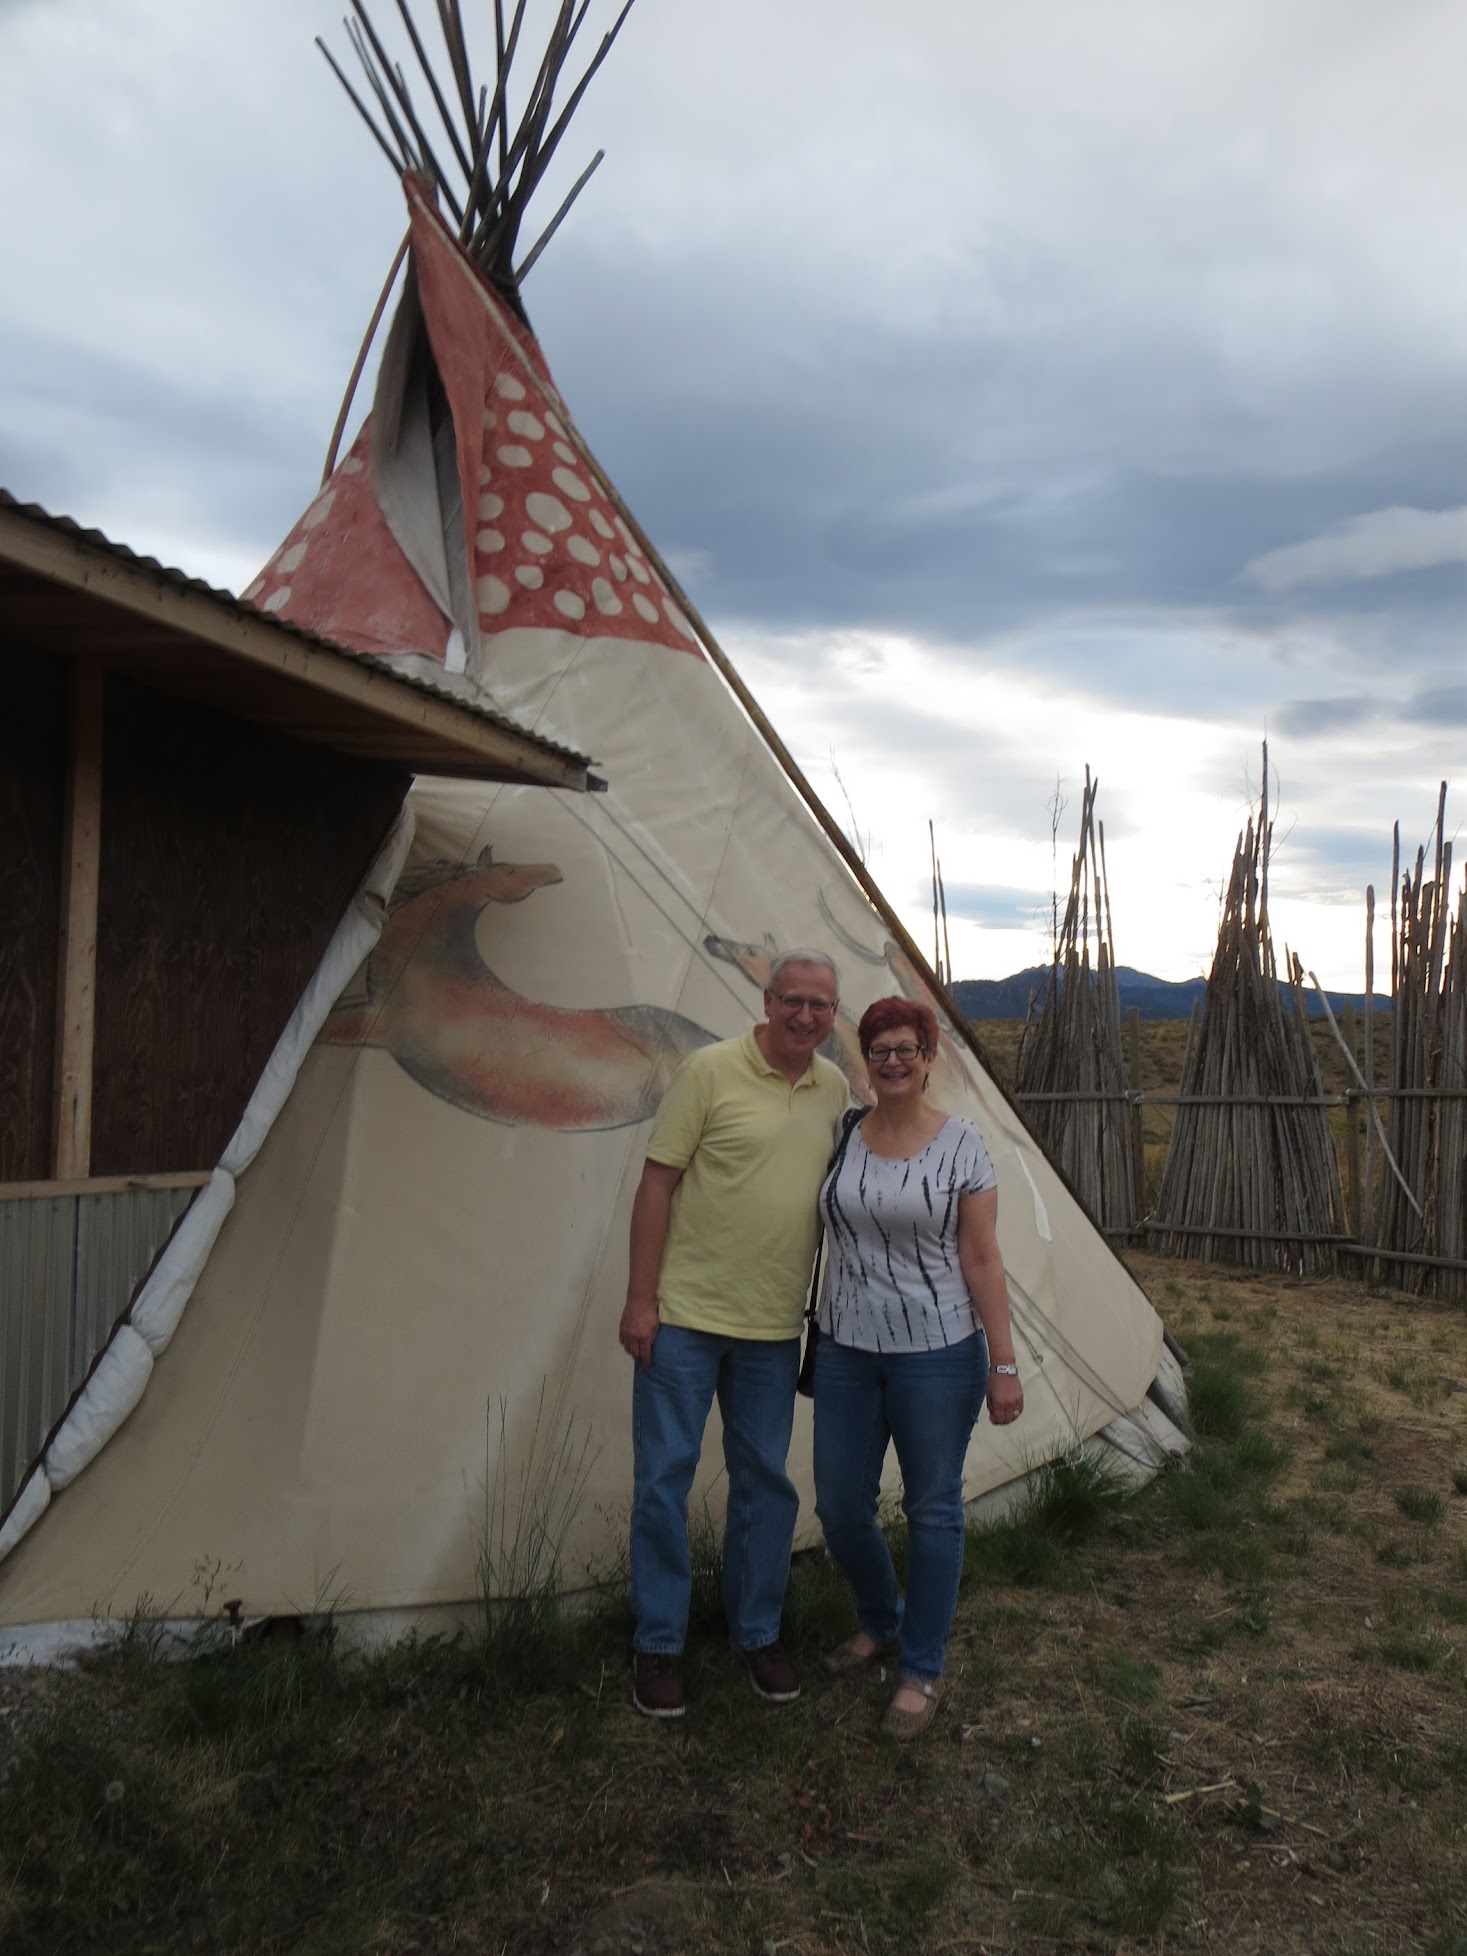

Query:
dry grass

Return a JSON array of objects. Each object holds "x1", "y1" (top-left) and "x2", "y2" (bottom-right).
[{"x1": 3, "y1": 1257, "x2": 1466, "y2": 1955}]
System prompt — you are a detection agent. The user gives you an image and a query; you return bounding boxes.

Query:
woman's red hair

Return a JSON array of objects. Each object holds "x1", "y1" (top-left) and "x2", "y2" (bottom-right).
[{"x1": 857, "y1": 995, "x2": 939, "y2": 1058}]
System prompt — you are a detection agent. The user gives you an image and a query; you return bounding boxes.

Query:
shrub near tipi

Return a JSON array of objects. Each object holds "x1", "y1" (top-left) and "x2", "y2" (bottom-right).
[{"x1": 0, "y1": 3, "x2": 1185, "y2": 1642}]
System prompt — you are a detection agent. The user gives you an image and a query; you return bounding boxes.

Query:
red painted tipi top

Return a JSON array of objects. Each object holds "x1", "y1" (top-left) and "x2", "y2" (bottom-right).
[{"x1": 244, "y1": 178, "x2": 699, "y2": 676}]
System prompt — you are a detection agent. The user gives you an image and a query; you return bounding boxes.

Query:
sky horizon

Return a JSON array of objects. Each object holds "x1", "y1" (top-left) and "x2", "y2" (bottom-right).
[{"x1": 4, "y1": 0, "x2": 1464, "y2": 992}]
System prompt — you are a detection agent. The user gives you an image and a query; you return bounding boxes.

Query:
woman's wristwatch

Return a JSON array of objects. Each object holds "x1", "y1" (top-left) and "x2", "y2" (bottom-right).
[{"x1": 991, "y1": 1363, "x2": 1019, "y2": 1377}]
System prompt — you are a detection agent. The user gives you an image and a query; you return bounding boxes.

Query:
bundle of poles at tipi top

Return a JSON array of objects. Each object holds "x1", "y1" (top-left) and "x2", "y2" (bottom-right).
[
  {"x1": 1014, "y1": 768, "x2": 1138, "y2": 1237},
  {"x1": 315, "y1": 0, "x2": 635, "y2": 478},
  {"x1": 319, "y1": 0, "x2": 633, "y2": 299}
]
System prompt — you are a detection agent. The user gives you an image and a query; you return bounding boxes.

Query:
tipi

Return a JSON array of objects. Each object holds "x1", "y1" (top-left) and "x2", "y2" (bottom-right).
[{"x1": 0, "y1": 2, "x2": 1186, "y2": 1650}]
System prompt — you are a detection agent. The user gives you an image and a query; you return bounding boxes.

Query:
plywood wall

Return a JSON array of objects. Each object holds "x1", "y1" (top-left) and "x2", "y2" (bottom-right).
[
  {"x1": 90, "y1": 676, "x2": 409, "y2": 1175},
  {"x1": 0, "y1": 663, "x2": 67, "y2": 1181}
]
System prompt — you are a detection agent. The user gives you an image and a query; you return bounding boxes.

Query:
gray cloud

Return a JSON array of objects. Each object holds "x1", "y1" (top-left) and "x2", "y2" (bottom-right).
[
  {"x1": 1277, "y1": 825, "x2": 1399, "y2": 900},
  {"x1": 938, "y1": 883, "x2": 1053, "y2": 929},
  {"x1": 1273, "y1": 696, "x2": 1381, "y2": 739},
  {"x1": 526, "y1": 227, "x2": 1467, "y2": 739},
  {"x1": 1274, "y1": 680, "x2": 1467, "y2": 741},
  {"x1": 1402, "y1": 683, "x2": 1467, "y2": 727},
  {"x1": 1244, "y1": 506, "x2": 1467, "y2": 591}
]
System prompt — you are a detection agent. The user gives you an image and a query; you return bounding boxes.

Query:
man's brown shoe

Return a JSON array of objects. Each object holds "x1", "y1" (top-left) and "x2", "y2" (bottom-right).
[
  {"x1": 632, "y1": 1652, "x2": 686, "y2": 1719},
  {"x1": 743, "y1": 1642, "x2": 800, "y2": 1703}
]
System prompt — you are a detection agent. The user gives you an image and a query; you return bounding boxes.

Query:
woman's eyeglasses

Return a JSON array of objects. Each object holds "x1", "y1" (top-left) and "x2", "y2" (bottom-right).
[{"x1": 868, "y1": 1042, "x2": 923, "y2": 1063}]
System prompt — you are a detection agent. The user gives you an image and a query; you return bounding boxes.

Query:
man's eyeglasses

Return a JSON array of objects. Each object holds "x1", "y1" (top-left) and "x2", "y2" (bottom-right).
[
  {"x1": 770, "y1": 990, "x2": 838, "y2": 1018},
  {"x1": 868, "y1": 1042, "x2": 923, "y2": 1063}
]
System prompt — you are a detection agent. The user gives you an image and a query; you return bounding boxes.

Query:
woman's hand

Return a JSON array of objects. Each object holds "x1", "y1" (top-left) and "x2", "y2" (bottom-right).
[
  {"x1": 986, "y1": 1372, "x2": 1024, "y2": 1426},
  {"x1": 958, "y1": 1188, "x2": 1023, "y2": 1429}
]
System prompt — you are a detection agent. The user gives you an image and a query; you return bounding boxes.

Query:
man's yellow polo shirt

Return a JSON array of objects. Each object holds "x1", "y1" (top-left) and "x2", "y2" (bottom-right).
[{"x1": 646, "y1": 1029, "x2": 849, "y2": 1340}]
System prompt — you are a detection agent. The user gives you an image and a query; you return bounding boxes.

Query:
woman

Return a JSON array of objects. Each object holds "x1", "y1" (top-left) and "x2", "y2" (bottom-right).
[{"x1": 813, "y1": 996, "x2": 1023, "y2": 1739}]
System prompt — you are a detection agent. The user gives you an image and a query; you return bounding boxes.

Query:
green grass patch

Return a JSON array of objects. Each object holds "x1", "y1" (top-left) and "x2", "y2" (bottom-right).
[
  {"x1": 964, "y1": 1449, "x2": 1134, "y2": 1590},
  {"x1": 686, "y1": 1504, "x2": 727, "y2": 1639},
  {"x1": 783, "y1": 1546, "x2": 863, "y2": 1659},
  {"x1": 1158, "y1": 1413, "x2": 1292, "y2": 1580},
  {"x1": 1397, "y1": 1486, "x2": 1446, "y2": 1527},
  {"x1": 817, "y1": 1847, "x2": 957, "y2": 1952},
  {"x1": 1097, "y1": 1651, "x2": 1162, "y2": 1706},
  {"x1": 1307, "y1": 1715, "x2": 1381, "y2": 1781},
  {"x1": 1013, "y1": 1790, "x2": 1182, "y2": 1937},
  {"x1": 1325, "y1": 1430, "x2": 1375, "y2": 1464},
  {"x1": 1287, "y1": 1386, "x2": 1333, "y2": 1417},
  {"x1": 476, "y1": 1394, "x2": 608, "y2": 1696},
  {"x1": 1118, "y1": 1714, "x2": 1168, "y2": 1786},
  {"x1": 156, "y1": 1617, "x2": 349, "y2": 1749},
  {"x1": 1378, "y1": 1634, "x2": 1439, "y2": 1672},
  {"x1": 1185, "y1": 1332, "x2": 1261, "y2": 1441},
  {"x1": 1293, "y1": 1492, "x2": 1350, "y2": 1530},
  {"x1": 1237, "y1": 1430, "x2": 1290, "y2": 1478}
]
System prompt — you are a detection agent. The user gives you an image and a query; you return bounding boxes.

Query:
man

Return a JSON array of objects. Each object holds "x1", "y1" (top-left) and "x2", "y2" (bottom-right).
[{"x1": 619, "y1": 948, "x2": 848, "y2": 1718}]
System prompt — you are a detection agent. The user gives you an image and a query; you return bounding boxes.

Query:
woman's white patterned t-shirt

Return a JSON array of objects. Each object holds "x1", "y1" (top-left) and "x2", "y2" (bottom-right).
[{"x1": 817, "y1": 1116, "x2": 997, "y2": 1353}]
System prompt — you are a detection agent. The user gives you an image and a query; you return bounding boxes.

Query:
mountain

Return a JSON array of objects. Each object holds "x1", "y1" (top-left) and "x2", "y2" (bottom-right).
[{"x1": 950, "y1": 965, "x2": 1374, "y2": 1023}]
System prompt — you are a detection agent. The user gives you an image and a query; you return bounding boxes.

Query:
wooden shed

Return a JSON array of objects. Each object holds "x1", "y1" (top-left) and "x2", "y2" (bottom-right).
[{"x1": 0, "y1": 492, "x2": 598, "y2": 1529}]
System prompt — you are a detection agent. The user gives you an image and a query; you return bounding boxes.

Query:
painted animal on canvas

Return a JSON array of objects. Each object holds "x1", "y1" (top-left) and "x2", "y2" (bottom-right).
[{"x1": 324, "y1": 848, "x2": 713, "y2": 1129}]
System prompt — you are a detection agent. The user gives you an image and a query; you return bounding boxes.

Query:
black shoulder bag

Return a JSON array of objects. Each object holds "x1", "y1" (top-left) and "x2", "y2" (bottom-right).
[{"x1": 796, "y1": 1105, "x2": 867, "y2": 1399}]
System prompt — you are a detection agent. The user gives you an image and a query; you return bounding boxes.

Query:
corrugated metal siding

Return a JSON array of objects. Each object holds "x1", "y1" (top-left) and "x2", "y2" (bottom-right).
[
  {"x1": 1, "y1": 1198, "x2": 73, "y2": 1517},
  {"x1": 0, "y1": 1185, "x2": 193, "y2": 1515},
  {"x1": 72, "y1": 1188, "x2": 192, "y2": 1389}
]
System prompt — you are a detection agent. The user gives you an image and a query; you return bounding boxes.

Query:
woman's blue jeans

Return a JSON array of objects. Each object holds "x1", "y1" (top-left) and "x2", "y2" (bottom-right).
[
  {"x1": 630, "y1": 1324, "x2": 801, "y2": 1655},
  {"x1": 813, "y1": 1333, "x2": 987, "y2": 1682}
]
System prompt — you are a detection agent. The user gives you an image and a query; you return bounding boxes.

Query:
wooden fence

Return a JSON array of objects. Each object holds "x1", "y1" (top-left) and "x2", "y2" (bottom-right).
[
  {"x1": 1011, "y1": 1074, "x2": 1467, "y2": 1300},
  {"x1": 1007, "y1": 766, "x2": 1466, "y2": 1304}
]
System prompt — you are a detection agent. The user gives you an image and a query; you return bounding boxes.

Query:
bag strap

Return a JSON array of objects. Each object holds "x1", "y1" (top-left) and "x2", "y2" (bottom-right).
[{"x1": 805, "y1": 1105, "x2": 868, "y2": 1326}]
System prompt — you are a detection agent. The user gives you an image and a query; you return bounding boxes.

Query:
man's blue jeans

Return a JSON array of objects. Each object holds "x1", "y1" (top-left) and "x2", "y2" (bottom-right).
[
  {"x1": 630, "y1": 1324, "x2": 801, "y2": 1655},
  {"x1": 812, "y1": 1333, "x2": 987, "y2": 1682}
]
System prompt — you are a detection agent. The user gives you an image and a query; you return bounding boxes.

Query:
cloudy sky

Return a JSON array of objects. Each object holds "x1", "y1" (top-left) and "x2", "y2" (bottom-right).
[{"x1": 4, "y1": 0, "x2": 1465, "y2": 989}]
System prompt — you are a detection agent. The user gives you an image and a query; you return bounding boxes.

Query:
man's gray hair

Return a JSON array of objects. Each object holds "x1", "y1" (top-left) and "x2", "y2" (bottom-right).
[{"x1": 768, "y1": 946, "x2": 840, "y2": 995}]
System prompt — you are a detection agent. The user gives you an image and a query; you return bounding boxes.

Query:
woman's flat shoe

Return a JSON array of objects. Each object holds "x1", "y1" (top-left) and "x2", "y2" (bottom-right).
[
  {"x1": 823, "y1": 1635, "x2": 900, "y2": 1678},
  {"x1": 881, "y1": 1676, "x2": 943, "y2": 1741}
]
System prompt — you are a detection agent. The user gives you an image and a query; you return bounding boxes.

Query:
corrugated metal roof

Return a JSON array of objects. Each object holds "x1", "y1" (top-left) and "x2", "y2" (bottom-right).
[{"x1": 0, "y1": 490, "x2": 596, "y2": 776}]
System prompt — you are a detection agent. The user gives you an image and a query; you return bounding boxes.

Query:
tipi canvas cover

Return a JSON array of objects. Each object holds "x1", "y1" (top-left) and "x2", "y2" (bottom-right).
[{"x1": 0, "y1": 76, "x2": 1184, "y2": 1643}]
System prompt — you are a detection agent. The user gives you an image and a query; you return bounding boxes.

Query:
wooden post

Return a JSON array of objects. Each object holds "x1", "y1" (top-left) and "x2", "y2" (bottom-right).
[
  {"x1": 52, "y1": 661, "x2": 103, "y2": 1181},
  {"x1": 1364, "y1": 884, "x2": 1375, "y2": 1240},
  {"x1": 1127, "y1": 1006, "x2": 1146, "y2": 1232},
  {"x1": 1341, "y1": 1000, "x2": 1361, "y2": 1237}
]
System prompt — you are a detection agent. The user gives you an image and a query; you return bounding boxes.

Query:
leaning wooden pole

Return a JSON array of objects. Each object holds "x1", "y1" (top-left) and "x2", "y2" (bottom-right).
[{"x1": 322, "y1": 227, "x2": 411, "y2": 484}]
